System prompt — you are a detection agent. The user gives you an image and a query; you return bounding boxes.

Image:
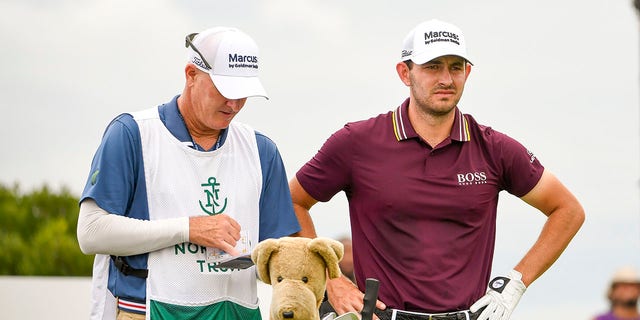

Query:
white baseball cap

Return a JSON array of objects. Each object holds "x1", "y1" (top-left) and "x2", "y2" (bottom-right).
[
  {"x1": 607, "y1": 266, "x2": 640, "y2": 297},
  {"x1": 186, "y1": 27, "x2": 268, "y2": 100},
  {"x1": 611, "y1": 266, "x2": 640, "y2": 284},
  {"x1": 401, "y1": 19, "x2": 472, "y2": 65}
]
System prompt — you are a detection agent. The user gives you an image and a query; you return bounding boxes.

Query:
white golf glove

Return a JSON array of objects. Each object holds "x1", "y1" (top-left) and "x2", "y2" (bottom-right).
[{"x1": 469, "y1": 270, "x2": 527, "y2": 320}]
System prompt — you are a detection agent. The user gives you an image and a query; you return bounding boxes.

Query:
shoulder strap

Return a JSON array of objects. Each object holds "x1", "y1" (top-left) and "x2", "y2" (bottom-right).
[{"x1": 110, "y1": 255, "x2": 148, "y2": 278}]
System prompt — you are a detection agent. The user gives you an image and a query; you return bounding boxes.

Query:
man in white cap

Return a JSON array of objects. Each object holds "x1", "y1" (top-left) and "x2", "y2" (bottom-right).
[
  {"x1": 291, "y1": 19, "x2": 584, "y2": 320},
  {"x1": 77, "y1": 27, "x2": 300, "y2": 320},
  {"x1": 594, "y1": 266, "x2": 640, "y2": 320}
]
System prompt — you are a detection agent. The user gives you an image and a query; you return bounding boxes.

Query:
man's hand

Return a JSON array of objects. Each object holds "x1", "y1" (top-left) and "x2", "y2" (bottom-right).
[
  {"x1": 188, "y1": 214, "x2": 241, "y2": 255},
  {"x1": 326, "y1": 276, "x2": 386, "y2": 320},
  {"x1": 470, "y1": 270, "x2": 526, "y2": 320}
]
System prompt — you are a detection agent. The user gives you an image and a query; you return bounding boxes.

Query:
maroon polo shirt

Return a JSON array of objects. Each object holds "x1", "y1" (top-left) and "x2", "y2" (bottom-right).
[{"x1": 296, "y1": 98, "x2": 544, "y2": 312}]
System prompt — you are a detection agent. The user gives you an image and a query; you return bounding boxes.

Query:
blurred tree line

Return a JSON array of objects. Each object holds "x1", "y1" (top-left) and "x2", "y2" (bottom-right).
[{"x1": 0, "y1": 183, "x2": 93, "y2": 276}]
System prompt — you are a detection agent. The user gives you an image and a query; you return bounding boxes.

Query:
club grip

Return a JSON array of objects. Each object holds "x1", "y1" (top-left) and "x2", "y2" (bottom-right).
[{"x1": 361, "y1": 278, "x2": 380, "y2": 320}]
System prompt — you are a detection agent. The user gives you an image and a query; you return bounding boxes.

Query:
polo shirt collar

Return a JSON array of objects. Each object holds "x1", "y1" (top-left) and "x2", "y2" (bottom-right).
[{"x1": 392, "y1": 98, "x2": 471, "y2": 142}]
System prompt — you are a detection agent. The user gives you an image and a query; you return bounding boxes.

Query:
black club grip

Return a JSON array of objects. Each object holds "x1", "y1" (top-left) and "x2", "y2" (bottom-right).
[{"x1": 361, "y1": 278, "x2": 380, "y2": 320}]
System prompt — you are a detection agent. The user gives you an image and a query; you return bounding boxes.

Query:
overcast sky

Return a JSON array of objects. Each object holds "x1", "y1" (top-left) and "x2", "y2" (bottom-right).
[{"x1": 1, "y1": 1, "x2": 639, "y2": 318}]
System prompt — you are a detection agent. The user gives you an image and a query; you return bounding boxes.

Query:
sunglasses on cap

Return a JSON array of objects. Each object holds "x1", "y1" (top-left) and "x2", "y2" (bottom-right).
[{"x1": 185, "y1": 33, "x2": 212, "y2": 70}]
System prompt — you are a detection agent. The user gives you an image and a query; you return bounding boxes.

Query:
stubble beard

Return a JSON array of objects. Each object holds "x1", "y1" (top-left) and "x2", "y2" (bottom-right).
[{"x1": 411, "y1": 86, "x2": 459, "y2": 118}]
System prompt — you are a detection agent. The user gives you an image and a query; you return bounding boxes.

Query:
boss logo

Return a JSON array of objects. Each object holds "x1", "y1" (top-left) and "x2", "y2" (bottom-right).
[{"x1": 457, "y1": 172, "x2": 487, "y2": 185}]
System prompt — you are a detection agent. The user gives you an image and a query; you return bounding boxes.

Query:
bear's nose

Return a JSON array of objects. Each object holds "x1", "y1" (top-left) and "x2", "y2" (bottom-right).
[{"x1": 282, "y1": 311, "x2": 294, "y2": 318}]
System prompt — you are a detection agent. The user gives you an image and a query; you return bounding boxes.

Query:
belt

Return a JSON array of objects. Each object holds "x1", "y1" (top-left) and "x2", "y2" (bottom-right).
[{"x1": 375, "y1": 308, "x2": 481, "y2": 320}]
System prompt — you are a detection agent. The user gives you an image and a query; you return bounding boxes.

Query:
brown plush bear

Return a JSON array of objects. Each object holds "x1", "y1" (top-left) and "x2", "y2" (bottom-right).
[{"x1": 252, "y1": 237, "x2": 344, "y2": 320}]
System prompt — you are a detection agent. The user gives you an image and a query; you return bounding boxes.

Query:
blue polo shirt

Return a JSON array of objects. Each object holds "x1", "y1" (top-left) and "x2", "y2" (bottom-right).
[
  {"x1": 81, "y1": 95, "x2": 300, "y2": 308},
  {"x1": 296, "y1": 98, "x2": 544, "y2": 313}
]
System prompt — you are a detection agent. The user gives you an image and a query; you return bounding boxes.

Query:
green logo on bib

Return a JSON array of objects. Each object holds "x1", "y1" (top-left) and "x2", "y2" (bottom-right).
[{"x1": 199, "y1": 177, "x2": 228, "y2": 215}]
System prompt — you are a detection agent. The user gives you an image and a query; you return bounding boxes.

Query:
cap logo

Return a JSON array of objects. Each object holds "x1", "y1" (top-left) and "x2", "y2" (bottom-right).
[
  {"x1": 192, "y1": 56, "x2": 208, "y2": 70},
  {"x1": 228, "y1": 53, "x2": 258, "y2": 70},
  {"x1": 424, "y1": 31, "x2": 460, "y2": 46},
  {"x1": 401, "y1": 49, "x2": 413, "y2": 58}
]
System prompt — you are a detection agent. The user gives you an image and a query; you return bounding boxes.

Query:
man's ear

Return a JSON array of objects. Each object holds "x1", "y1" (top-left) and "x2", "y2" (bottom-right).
[
  {"x1": 184, "y1": 64, "x2": 199, "y2": 84},
  {"x1": 465, "y1": 62, "x2": 472, "y2": 80},
  {"x1": 396, "y1": 62, "x2": 411, "y2": 86}
]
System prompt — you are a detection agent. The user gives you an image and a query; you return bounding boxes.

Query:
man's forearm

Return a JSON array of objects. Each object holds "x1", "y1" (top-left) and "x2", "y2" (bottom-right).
[
  {"x1": 514, "y1": 205, "x2": 584, "y2": 286},
  {"x1": 77, "y1": 199, "x2": 189, "y2": 256},
  {"x1": 292, "y1": 205, "x2": 318, "y2": 238}
]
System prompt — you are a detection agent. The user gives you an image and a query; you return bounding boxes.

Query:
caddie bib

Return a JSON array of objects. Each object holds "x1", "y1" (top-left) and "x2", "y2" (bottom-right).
[{"x1": 132, "y1": 108, "x2": 262, "y2": 320}]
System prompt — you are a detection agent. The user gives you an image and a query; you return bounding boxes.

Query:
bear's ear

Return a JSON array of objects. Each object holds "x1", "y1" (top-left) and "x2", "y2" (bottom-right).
[
  {"x1": 251, "y1": 238, "x2": 280, "y2": 284},
  {"x1": 308, "y1": 237, "x2": 344, "y2": 279}
]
